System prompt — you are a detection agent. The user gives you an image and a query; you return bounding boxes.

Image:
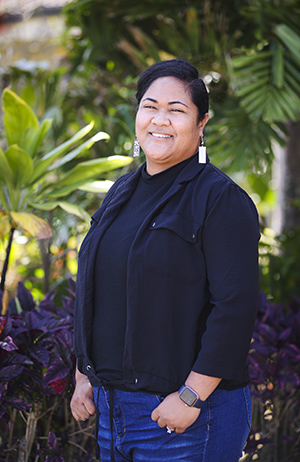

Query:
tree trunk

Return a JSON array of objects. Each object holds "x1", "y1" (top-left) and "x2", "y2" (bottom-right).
[
  {"x1": 0, "y1": 226, "x2": 15, "y2": 294},
  {"x1": 282, "y1": 120, "x2": 300, "y2": 231}
]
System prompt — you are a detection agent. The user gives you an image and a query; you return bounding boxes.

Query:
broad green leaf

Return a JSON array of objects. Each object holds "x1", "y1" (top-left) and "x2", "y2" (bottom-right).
[
  {"x1": 78, "y1": 180, "x2": 114, "y2": 193},
  {"x1": 2, "y1": 88, "x2": 39, "y2": 148},
  {"x1": 57, "y1": 202, "x2": 90, "y2": 223},
  {"x1": 0, "y1": 147, "x2": 14, "y2": 185},
  {"x1": 30, "y1": 201, "x2": 90, "y2": 223},
  {"x1": 10, "y1": 211, "x2": 53, "y2": 239},
  {"x1": 30, "y1": 122, "x2": 95, "y2": 183},
  {"x1": 232, "y1": 51, "x2": 273, "y2": 68},
  {"x1": 5, "y1": 145, "x2": 34, "y2": 188},
  {"x1": 233, "y1": 60, "x2": 270, "y2": 79},
  {"x1": 237, "y1": 77, "x2": 269, "y2": 97},
  {"x1": 26, "y1": 118, "x2": 53, "y2": 158},
  {"x1": 0, "y1": 187, "x2": 10, "y2": 216},
  {"x1": 271, "y1": 42, "x2": 284, "y2": 89},
  {"x1": 285, "y1": 59, "x2": 300, "y2": 83},
  {"x1": 28, "y1": 201, "x2": 60, "y2": 211},
  {"x1": 47, "y1": 131, "x2": 110, "y2": 171},
  {"x1": 53, "y1": 156, "x2": 133, "y2": 188},
  {"x1": 0, "y1": 210, "x2": 10, "y2": 239},
  {"x1": 275, "y1": 24, "x2": 300, "y2": 64}
]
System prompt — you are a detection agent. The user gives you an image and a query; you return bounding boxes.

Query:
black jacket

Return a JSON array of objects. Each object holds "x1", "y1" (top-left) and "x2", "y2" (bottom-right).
[{"x1": 74, "y1": 156, "x2": 260, "y2": 394}]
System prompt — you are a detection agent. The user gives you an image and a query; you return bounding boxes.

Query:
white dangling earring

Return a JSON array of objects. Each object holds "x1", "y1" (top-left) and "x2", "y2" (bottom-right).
[
  {"x1": 133, "y1": 136, "x2": 140, "y2": 157},
  {"x1": 198, "y1": 136, "x2": 206, "y2": 164}
]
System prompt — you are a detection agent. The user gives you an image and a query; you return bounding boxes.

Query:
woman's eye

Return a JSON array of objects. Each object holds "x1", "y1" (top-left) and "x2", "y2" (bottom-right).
[
  {"x1": 144, "y1": 105, "x2": 156, "y2": 110},
  {"x1": 171, "y1": 108, "x2": 184, "y2": 113}
]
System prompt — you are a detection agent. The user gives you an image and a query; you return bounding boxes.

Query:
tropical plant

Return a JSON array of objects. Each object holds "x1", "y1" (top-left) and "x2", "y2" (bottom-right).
[
  {"x1": 0, "y1": 88, "x2": 133, "y2": 296},
  {"x1": 63, "y1": 0, "x2": 300, "y2": 228}
]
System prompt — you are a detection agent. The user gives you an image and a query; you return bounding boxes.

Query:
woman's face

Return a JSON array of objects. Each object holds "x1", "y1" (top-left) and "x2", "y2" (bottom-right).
[{"x1": 135, "y1": 76, "x2": 208, "y2": 175}]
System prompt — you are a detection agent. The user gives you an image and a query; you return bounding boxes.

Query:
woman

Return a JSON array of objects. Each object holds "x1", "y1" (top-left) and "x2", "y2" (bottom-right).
[{"x1": 70, "y1": 59, "x2": 260, "y2": 462}]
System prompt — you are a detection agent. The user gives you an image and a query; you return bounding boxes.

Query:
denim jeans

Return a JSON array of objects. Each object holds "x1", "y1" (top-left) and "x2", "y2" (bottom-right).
[{"x1": 93, "y1": 385, "x2": 252, "y2": 462}]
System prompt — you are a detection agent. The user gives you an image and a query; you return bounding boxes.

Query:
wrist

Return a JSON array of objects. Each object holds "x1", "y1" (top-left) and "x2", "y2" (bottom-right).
[
  {"x1": 75, "y1": 368, "x2": 91, "y2": 385},
  {"x1": 185, "y1": 371, "x2": 222, "y2": 401}
]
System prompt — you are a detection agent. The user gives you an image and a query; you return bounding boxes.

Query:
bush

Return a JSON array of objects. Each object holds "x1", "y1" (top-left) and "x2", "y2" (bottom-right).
[
  {"x1": 245, "y1": 292, "x2": 300, "y2": 461},
  {"x1": 0, "y1": 281, "x2": 96, "y2": 462}
]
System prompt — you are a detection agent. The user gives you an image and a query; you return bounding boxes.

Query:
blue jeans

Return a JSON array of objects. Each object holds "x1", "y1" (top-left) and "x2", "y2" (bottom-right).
[{"x1": 93, "y1": 386, "x2": 252, "y2": 462}]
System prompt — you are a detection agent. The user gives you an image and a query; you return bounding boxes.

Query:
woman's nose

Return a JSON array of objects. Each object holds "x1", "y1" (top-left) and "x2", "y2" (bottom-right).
[{"x1": 151, "y1": 110, "x2": 170, "y2": 126}]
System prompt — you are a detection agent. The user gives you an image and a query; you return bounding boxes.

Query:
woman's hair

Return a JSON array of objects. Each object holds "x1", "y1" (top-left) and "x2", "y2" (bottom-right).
[{"x1": 136, "y1": 59, "x2": 209, "y2": 122}]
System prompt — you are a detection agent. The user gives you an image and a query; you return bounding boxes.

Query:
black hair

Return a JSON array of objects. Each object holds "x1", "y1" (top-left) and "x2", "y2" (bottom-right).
[{"x1": 136, "y1": 59, "x2": 209, "y2": 122}]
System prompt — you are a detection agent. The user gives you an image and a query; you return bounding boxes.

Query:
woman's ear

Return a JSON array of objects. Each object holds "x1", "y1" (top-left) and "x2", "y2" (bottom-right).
[{"x1": 198, "y1": 113, "x2": 209, "y2": 136}]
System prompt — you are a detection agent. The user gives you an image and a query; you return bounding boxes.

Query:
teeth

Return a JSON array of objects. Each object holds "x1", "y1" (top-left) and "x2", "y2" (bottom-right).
[{"x1": 151, "y1": 133, "x2": 172, "y2": 138}]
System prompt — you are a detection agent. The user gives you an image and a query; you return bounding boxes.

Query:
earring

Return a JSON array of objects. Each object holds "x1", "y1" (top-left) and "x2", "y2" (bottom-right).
[
  {"x1": 133, "y1": 136, "x2": 140, "y2": 157},
  {"x1": 198, "y1": 136, "x2": 206, "y2": 164}
]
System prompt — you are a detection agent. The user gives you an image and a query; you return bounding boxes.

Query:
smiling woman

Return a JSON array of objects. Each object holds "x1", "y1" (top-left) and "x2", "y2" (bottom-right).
[
  {"x1": 71, "y1": 59, "x2": 260, "y2": 462},
  {"x1": 136, "y1": 76, "x2": 209, "y2": 174}
]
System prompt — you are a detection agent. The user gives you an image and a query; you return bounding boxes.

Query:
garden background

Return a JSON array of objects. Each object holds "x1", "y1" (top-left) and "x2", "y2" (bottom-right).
[{"x1": 0, "y1": 0, "x2": 300, "y2": 461}]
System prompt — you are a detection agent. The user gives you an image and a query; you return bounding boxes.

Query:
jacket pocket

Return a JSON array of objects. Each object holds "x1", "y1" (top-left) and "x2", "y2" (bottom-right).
[
  {"x1": 143, "y1": 213, "x2": 203, "y2": 283},
  {"x1": 149, "y1": 213, "x2": 198, "y2": 243}
]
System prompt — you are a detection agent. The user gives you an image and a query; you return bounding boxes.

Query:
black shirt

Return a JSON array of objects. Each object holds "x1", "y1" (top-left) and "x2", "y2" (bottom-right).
[{"x1": 91, "y1": 158, "x2": 192, "y2": 385}]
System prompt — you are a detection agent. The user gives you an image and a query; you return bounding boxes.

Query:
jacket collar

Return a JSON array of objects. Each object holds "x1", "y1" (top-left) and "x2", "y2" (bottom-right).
[{"x1": 175, "y1": 153, "x2": 210, "y2": 184}]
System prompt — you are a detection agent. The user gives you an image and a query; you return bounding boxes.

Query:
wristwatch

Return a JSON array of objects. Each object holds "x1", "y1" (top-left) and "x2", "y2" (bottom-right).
[{"x1": 178, "y1": 385, "x2": 205, "y2": 409}]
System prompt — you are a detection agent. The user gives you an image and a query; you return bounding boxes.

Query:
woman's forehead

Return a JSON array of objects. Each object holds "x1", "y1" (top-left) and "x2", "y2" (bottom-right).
[{"x1": 142, "y1": 76, "x2": 192, "y2": 103}]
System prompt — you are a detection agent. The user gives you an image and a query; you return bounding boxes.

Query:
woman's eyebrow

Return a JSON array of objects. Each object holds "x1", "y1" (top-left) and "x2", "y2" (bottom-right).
[
  {"x1": 142, "y1": 97, "x2": 188, "y2": 107},
  {"x1": 169, "y1": 100, "x2": 188, "y2": 107},
  {"x1": 142, "y1": 97, "x2": 158, "y2": 103}
]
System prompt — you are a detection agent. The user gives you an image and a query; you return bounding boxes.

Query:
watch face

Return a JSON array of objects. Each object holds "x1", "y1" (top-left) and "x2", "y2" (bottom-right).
[{"x1": 180, "y1": 387, "x2": 198, "y2": 406}]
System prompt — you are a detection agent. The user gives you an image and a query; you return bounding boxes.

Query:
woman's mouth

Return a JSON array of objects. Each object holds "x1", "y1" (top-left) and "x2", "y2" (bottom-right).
[{"x1": 150, "y1": 133, "x2": 172, "y2": 139}]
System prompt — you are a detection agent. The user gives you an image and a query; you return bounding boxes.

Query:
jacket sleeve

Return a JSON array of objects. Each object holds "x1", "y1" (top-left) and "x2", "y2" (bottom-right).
[{"x1": 192, "y1": 183, "x2": 260, "y2": 382}]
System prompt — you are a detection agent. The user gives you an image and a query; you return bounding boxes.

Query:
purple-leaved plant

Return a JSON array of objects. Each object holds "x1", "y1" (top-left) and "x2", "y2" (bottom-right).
[{"x1": 245, "y1": 291, "x2": 300, "y2": 460}]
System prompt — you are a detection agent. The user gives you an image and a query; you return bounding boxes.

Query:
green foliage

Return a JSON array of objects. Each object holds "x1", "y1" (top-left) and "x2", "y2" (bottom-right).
[
  {"x1": 0, "y1": 88, "x2": 132, "y2": 232},
  {"x1": 62, "y1": 0, "x2": 300, "y2": 224},
  {"x1": 0, "y1": 88, "x2": 133, "y2": 293},
  {"x1": 259, "y1": 227, "x2": 300, "y2": 303}
]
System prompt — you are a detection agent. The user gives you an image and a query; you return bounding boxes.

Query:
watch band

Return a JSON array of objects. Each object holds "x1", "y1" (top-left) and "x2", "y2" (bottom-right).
[{"x1": 178, "y1": 385, "x2": 206, "y2": 409}]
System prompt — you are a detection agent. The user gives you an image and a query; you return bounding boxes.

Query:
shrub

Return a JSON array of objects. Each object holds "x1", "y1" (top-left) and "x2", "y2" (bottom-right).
[
  {"x1": 245, "y1": 292, "x2": 300, "y2": 461},
  {"x1": 0, "y1": 280, "x2": 96, "y2": 462}
]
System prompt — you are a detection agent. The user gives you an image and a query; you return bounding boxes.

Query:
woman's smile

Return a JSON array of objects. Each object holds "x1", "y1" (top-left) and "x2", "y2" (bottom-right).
[{"x1": 150, "y1": 132, "x2": 173, "y2": 139}]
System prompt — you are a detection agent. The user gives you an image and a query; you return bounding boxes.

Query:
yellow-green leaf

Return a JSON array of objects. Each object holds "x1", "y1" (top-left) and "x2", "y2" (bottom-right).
[
  {"x1": 55, "y1": 156, "x2": 133, "y2": 187},
  {"x1": 0, "y1": 147, "x2": 14, "y2": 185},
  {"x1": 47, "y1": 131, "x2": 110, "y2": 171},
  {"x1": 57, "y1": 202, "x2": 90, "y2": 223},
  {"x1": 5, "y1": 145, "x2": 34, "y2": 188},
  {"x1": 2, "y1": 88, "x2": 39, "y2": 148},
  {"x1": 31, "y1": 122, "x2": 95, "y2": 183},
  {"x1": 30, "y1": 201, "x2": 90, "y2": 222},
  {"x1": 10, "y1": 211, "x2": 53, "y2": 239},
  {"x1": 78, "y1": 180, "x2": 114, "y2": 193},
  {"x1": 26, "y1": 118, "x2": 53, "y2": 158},
  {"x1": 0, "y1": 210, "x2": 10, "y2": 239}
]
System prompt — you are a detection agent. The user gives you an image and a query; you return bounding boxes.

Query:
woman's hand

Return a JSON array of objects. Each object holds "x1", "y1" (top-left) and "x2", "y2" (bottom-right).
[
  {"x1": 151, "y1": 391, "x2": 200, "y2": 434},
  {"x1": 70, "y1": 369, "x2": 96, "y2": 421}
]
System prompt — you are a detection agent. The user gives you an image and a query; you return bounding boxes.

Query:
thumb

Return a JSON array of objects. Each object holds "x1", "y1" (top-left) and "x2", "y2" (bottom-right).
[
  {"x1": 151, "y1": 406, "x2": 159, "y2": 422},
  {"x1": 85, "y1": 397, "x2": 96, "y2": 415}
]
